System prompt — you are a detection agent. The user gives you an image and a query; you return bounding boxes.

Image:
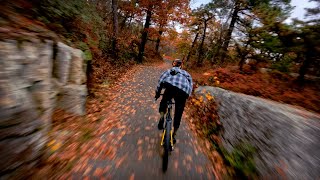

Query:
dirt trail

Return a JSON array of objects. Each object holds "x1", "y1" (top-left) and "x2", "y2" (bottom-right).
[{"x1": 70, "y1": 61, "x2": 215, "y2": 179}]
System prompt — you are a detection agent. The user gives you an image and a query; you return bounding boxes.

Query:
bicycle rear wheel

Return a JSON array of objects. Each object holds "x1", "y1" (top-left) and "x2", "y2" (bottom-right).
[{"x1": 162, "y1": 125, "x2": 171, "y2": 172}]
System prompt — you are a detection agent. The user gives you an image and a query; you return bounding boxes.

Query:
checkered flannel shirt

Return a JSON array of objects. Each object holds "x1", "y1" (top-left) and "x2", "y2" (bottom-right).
[{"x1": 156, "y1": 67, "x2": 193, "y2": 96}]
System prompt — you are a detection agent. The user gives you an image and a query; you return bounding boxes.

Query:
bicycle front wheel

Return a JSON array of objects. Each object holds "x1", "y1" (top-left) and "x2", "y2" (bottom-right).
[{"x1": 162, "y1": 125, "x2": 171, "y2": 172}]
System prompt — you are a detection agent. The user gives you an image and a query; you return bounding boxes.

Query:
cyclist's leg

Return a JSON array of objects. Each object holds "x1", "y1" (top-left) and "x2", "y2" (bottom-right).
[
  {"x1": 159, "y1": 93, "x2": 168, "y2": 115},
  {"x1": 172, "y1": 92, "x2": 187, "y2": 144},
  {"x1": 159, "y1": 89, "x2": 170, "y2": 114},
  {"x1": 158, "y1": 83, "x2": 174, "y2": 129},
  {"x1": 159, "y1": 83, "x2": 175, "y2": 113},
  {"x1": 173, "y1": 89, "x2": 188, "y2": 133}
]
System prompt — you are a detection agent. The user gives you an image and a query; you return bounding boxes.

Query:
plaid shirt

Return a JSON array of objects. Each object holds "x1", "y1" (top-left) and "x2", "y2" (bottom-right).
[{"x1": 156, "y1": 67, "x2": 193, "y2": 96}]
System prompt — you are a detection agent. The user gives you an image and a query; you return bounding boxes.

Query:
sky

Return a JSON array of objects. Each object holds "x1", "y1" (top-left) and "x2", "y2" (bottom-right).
[{"x1": 190, "y1": 0, "x2": 318, "y2": 21}]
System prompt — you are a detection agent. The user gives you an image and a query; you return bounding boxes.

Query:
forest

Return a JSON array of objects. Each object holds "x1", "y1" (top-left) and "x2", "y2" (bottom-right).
[
  {"x1": 1, "y1": 0, "x2": 320, "y2": 179},
  {"x1": 3, "y1": 0, "x2": 317, "y2": 111},
  {"x1": 3, "y1": 1, "x2": 318, "y2": 77}
]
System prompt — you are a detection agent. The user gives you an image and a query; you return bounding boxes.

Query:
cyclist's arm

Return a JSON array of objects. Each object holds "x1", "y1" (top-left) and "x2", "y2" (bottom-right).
[
  {"x1": 185, "y1": 72, "x2": 193, "y2": 96},
  {"x1": 189, "y1": 75, "x2": 193, "y2": 90},
  {"x1": 156, "y1": 70, "x2": 169, "y2": 94}
]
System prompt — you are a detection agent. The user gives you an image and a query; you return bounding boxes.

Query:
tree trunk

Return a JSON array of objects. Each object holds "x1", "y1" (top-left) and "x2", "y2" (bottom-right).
[
  {"x1": 112, "y1": 0, "x2": 119, "y2": 59},
  {"x1": 237, "y1": 44, "x2": 246, "y2": 71},
  {"x1": 298, "y1": 49, "x2": 312, "y2": 85},
  {"x1": 239, "y1": 57, "x2": 245, "y2": 71},
  {"x1": 212, "y1": 38, "x2": 222, "y2": 64},
  {"x1": 197, "y1": 21, "x2": 207, "y2": 66},
  {"x1": 137, "y1": 9, "x2": 152, "y2": 63},
  {"x1": 186, "y1": 31, "x2": 199, "y2": 62},
  {"x1": 239, "y1": 36, "x2": 252, "y2": 71},
  {"x1": 220, "y1": 0, "x2": 240, "y2": 62},
  {"x1": 155, "y1": 30, "x2": 163, "y2": 53},
  {"x1": 211, "y1": 24, "x2": 225, "y2": 64},
  {"x1": 120, "y1": 15, "x2": 128, "y2": 29}
]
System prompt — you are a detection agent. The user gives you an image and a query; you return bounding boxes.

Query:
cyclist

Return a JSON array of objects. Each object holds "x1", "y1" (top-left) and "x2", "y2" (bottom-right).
[{"x1": 155, "y1": 59, "x2": 193, "y2": 143}]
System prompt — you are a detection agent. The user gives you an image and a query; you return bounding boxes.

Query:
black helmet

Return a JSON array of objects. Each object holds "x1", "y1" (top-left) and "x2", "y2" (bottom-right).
[{"x1": 172, "y1": 59, "x2": 182, "y2": 67}]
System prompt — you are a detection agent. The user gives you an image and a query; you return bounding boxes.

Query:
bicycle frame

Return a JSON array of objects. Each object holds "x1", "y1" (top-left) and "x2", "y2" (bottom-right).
[
  {"x1": 158, "y1": 96, "x2": 175, "y2": 172},
  {"x1": 160, "y1": 99, "x2": 174, "y2": 148}
]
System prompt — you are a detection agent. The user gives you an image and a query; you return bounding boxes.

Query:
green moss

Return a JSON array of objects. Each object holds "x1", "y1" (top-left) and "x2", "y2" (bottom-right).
[
  {"x1": 83, "y1": 49, "x2": 92, "y2": 61},
  {"x1": 222, "y1": 143, "x2": 257, "y2": 178},
  {"x1": 76, "y1": 41, "x2": 89, "y2": 51}
]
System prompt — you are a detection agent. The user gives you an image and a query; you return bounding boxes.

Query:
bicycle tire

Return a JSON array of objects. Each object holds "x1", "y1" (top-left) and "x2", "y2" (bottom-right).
[{"x1": 162, "y1": 124, "x2": 171, "y2": 172}]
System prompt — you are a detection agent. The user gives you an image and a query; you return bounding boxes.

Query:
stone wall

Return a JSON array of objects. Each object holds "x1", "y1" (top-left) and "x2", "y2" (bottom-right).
[
  {"x1": 196, "y1": 86, "x2": 320, "y2": 179},
  {"x1": 0, "y1": 39, "x2": 87, "y2": 178}
]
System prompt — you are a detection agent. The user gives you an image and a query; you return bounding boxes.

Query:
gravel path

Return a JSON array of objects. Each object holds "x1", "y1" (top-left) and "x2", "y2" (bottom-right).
[{"x1": 72, "y1": 61, "x2": 215, "y2": 179}]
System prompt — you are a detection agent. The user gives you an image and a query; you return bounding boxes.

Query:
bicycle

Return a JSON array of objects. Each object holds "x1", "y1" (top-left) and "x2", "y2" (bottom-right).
[{"x1": 158, "y1": 95, "x2": 175, "y2": 172}]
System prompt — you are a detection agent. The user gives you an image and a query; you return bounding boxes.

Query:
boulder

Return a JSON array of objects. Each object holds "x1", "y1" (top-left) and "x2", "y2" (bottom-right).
[
  {"x1": 53, "y1": 42, "x2": 72, "y2": 85},
  {"x1": 259, "y1": 68, "x2": 271, "y2": 74},
  {"x1": 57, "y1": 85, "x2": 87, "y2": 115},
  {"x1": 0, "y1": 39, "x2": 87, "y2": 178},
  {"x1": 196, "y1": 86, "x2": 320, "y2": 179},
  {"x1": 69, "y1": 49, "x2": 86, "y2": 85}
]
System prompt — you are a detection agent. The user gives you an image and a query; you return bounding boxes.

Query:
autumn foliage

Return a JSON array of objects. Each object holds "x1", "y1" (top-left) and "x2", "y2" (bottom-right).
[
  {"x1": 185, "y1": 91, "x2": 226, "y2": 178},
  {"x1": 2, "y1": 0, "x2": 320, "y2": 179},
  {"x1": 189, "y1": 66, "x2": 320, "y2": 113}
]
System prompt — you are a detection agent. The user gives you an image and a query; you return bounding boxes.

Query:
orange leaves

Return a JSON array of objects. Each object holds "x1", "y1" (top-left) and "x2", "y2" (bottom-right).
[
  {"x1": 190, "y1": 91, "x2": 215, "y2": 108},
  {"x1": 93, "y1": 168, "x2": 103, "y2": 177},
  {"x1": 196, "y1": 165, "x2": 204, "y2": 174},
  {"x1": 205, "y1": 93, "x2": 214, "y2": 101},
  {"x1": 115, "y1": 155, "x2": 127, "y2": 169},
  {"x1": 208, "y1": 75, "x2": 220, "y2": 86},
  {"x1": 38, "y1": 61, "x2": 225, "y2": 179},
  {"x1": 84, "y1": 166, "x2": 92, "y2": 176},
  {"x1": 187, "y1": 90, "x2": 220, "y2": 130},
  {"x1": 129, "y1": 173, "x2": 135, "y2": 180},
  {"x1": 213, "y1": 76, "x2": 220, "y2": 85},
  {"x1": 137, "y1": 139, "x2": 143, "y2": 145},
  {"x1": 191, "y1": 65, "x2": 320, "y2": 113},
  {"x1": 174, "y1": 160, "x2": 179, "y2": 169},
  {"x1": 35, "y1": 65, "x2": 146, "y2": 178},
  {"x1": 191, "y1": 97, "x2": 201, "y2": 107},
  {"x1": 137, "y1": 146, "x2": 143, "y2": 161},
  {"x1": 185, "y1": 92, "x2": 226, "y2": 179},
  {"x1": 47, "y1": 139, "x2": 62, "y2": 152}
]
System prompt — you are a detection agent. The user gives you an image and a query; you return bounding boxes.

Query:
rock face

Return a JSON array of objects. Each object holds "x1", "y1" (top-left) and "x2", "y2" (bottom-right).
[
  {"x1": 0, "y1": 39, "x2": 87, "y2": 178},
  {"x1": 196, "y1": 86, "x2": 320, "y2": 179},
  {"x1": 53, "y1": 42, "x2": 87, "y2": 115}
]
